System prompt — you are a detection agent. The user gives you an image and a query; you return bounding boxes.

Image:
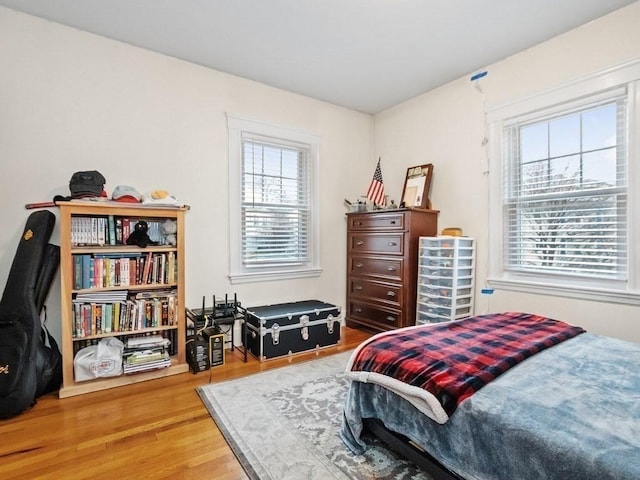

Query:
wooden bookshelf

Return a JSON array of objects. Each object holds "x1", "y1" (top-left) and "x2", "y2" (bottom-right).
[{"x1": 57, "y1": 201, "x2": 189, "y2": 398}]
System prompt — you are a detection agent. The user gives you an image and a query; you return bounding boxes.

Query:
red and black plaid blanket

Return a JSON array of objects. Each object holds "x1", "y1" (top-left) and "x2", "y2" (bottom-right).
[{"x1": 345, "y1": 312, "x2": 585, "y2": 423}]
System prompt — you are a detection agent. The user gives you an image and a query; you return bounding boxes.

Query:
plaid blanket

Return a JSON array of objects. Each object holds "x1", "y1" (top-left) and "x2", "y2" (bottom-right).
[{"x1": 345, "y1": 312, "x2": 585, "y2": 424}]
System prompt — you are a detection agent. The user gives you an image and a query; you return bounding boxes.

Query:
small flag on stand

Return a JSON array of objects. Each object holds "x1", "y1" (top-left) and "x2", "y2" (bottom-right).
[{"x1": 367, "y1": 158, "x2": 386, "y2": 207}]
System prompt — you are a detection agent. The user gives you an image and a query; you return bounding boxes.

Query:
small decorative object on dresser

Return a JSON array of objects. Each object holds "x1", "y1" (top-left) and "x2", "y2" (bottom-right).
[
  {"x1": 346, "y1": 208, "x2": 438, "y2": 332},
  {"x1": 401, "y1": 164, "x2": 433, "y2": 209}
]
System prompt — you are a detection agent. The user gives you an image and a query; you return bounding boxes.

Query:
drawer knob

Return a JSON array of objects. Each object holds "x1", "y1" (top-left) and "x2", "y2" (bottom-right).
[
  {"x1": 386, "y1": 291, "x2": 395, "y2": 297},
  {"x1": 355, "y1": 285, "x2": 363, "y2": 290},
  {"x1": 388, "y1": 241, "x2": 397, "y2": 246},
  {"x1": 385, "y1": 316, "x2": 395, "y2": 323},
  {"x1": 356, "y1": 240, "x2": 364, "y2": 246},
  {"x1": 356, "y1": 263, "x2": 364, "y2": 268},
  {"x1": 356, "y1": 221, "x2": 363, "y2": 225},
  {"x1": 355, "y1": 307, "x2": 363, "y2": 313},
  {"x1": 387, "y1": 266, "x2": 396, "y2": 271},
  {"x1": 390, "y1": 220, "x2": 396, "y2": 224}
]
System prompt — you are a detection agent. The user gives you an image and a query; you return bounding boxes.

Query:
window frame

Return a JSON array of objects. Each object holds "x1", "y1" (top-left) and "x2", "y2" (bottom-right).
[
  {"x1": 227, "y1": 114, "x2": 321, "y2": 284},
  {"x1": 487, "y1": 59, "x2": 640, "y2": 305}
]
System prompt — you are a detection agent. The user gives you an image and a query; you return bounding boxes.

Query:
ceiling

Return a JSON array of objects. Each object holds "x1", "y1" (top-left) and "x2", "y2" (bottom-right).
[{"x1": 0, "y1": 0, "x2": 636, "y2": 114}]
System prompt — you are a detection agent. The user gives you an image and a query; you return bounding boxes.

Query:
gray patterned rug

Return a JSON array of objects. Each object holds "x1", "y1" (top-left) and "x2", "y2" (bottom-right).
[{"x1": 197, "y1": 351, "x2": 432, "y2": 480}]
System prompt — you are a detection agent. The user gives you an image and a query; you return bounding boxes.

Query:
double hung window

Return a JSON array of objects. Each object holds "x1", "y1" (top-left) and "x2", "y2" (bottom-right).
[
  {"x1": 488, "y1": 61, "x2": 640, "y2": 303},
  {"x1": 227, "y1": 115, "x2": 320, "y2": 283}
]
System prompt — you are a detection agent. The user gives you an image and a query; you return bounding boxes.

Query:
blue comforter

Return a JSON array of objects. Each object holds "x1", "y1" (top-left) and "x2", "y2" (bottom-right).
[{"x1": 341, "y1": 333, "x2": 640, "y2": 480}]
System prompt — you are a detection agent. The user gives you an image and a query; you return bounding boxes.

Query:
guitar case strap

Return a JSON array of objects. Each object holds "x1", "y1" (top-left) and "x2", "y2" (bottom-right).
[{"x1": 34, "y1": 243, "x2": 63, "y2": 398}]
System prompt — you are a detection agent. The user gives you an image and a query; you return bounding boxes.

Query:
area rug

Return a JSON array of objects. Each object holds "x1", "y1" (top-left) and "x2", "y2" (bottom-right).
[{"x1": 197, "y1": 351, "x2": 432, "y2": 480}]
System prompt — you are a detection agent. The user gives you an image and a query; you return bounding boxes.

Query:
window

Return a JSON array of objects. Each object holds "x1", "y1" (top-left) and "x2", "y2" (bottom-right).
[
  {"x1": 505, "y1": 93, "x2": 627, "y2": 279},
  {"x1": 227, "y1": 115, "x2": 321, "y2": 283},
  {"x1": 487, "y1": 60, "x2": 640, "y2": 304}
]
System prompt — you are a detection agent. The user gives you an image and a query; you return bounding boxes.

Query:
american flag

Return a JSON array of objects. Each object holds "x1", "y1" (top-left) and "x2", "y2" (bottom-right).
[{"x1": 367, "y1": 158, "x2": 386, "y2": 207}]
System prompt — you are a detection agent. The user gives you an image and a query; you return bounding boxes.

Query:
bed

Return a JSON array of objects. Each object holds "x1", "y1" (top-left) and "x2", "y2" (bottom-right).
[{"x1": 340, "y1": 312, "x2": 640, "y2": 480}]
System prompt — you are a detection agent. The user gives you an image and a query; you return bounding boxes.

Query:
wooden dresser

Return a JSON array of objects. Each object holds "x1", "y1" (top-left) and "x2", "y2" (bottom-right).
[{"x1": 345, "y1": 208, "x2": 438, "y2": 332}]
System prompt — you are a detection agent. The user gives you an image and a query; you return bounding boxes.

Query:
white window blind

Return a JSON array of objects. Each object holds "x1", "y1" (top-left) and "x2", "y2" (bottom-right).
[
  {"x1": 503, "y1": 91, "x2": 628, "y2": 280},
  {"x1": 502, "y1": 90, "x2": 628, "y2": 281},
  {"x1": 241, "y1": 133, "x2": 310, "y2": 266}
]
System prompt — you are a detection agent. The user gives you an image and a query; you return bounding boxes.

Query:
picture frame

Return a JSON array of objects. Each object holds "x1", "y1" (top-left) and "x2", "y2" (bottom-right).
[{"x1": 401, "y1": 163, "x2": 433, "y2": 209}]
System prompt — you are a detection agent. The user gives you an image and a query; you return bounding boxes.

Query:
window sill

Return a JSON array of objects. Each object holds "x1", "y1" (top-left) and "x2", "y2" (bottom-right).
[
  {"x1": 229, "y1": 267, "x2": 322, "y2": 284},
  {"x1": 488, "y1": 277, "x2": 640, "y2": 306}
]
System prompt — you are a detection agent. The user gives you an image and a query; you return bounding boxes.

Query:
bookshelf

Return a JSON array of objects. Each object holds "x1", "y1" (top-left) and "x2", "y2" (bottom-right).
[{"x1": 57, "y1": 201, "x2": 190, "y2": 398}]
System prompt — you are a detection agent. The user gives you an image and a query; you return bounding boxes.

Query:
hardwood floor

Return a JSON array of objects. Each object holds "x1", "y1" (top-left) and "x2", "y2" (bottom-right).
[{"x1": 0, "y1": 326, "x2": 371, "y2": 480}]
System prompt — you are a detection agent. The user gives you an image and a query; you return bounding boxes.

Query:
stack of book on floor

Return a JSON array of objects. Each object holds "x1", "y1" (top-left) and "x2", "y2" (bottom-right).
[{"x1": 123, "y1": 334, "x2": 171, "y2": 374}]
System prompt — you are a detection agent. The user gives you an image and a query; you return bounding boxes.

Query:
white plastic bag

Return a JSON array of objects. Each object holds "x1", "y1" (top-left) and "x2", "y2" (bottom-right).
[{"x1": 73, "y1": 337, "x2": 124, "y2": 382}]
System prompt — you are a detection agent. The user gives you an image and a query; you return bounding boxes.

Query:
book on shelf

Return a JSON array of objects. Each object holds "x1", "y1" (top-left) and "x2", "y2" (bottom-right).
[
  {"x1": 90, "y1": 217, "x2": 98, "y2": 245},
  {"x1": 125, "y1": 349, "x2": 167, "y2": 365},
  {"x1": 141, "y1": 251, "x2": 153, "y2": 285},
  {"x1": 107, "y1": 215, "x2": 116, "y2": 245},
  {"x1": 74, "y1": 255, "x2": 83, "y2": 290},
  {"x1": 115, "y1": 217, "x2": 123, "y2": 244},
  {"x1": 122, "y1": 355, "x2": 171, "y2": 374},
  {"x1": 126, "y1": 334, "x2": 169, "y2": 348},
  {"x1": 74, "y1": 290, "x2": 129, "y2": 302},
  {"x1": 91, "y1": 303, "x2": 101, "y2": 335},
  {"x1": 82, "y1": 254, "x2": 92, "y2": 289}
]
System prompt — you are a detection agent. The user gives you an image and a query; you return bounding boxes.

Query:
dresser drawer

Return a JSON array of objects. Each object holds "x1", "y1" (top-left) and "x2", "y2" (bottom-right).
[
  {"x1": 349, "y1": 233, "x2": 404, "y2": 255},
  {"x1": 349, "y1": 255, "x2": 403, "y2": 281},
  {"x1": 348, "y1": 278, "x2": 402, "y2": 308},
  {"x1": 347, "y1": 300, "x2": 402, "y2": 329},
  {"x1": 348, "y1": 212, "x2": 405, "y2": 231}
]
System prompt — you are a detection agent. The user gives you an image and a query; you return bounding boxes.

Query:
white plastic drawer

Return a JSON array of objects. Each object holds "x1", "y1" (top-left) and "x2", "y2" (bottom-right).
[
  {"x1": 418, "y1": 256, "x2": 454, "y2": 268},
  {"x1": 453, "y1": 306, "x2": 472, "y2": 316},
  {"x1": 419, "y1": 284, "x2": 474, "y2": 297},
  {"x1": 418, "y1": 284, "x2": 450, "y2": 297},
  {"x1": 455, "y1": 257, "x2": 474, "y2": 267},
  {"x1": 422, "y1": 305, "x2": 452, "y2": 316},
  {"x1": 431, "y1": 277, "x2": 473, "y2": 288},
  {"x1": 416, "y1": 311, "x2": 448, "y2": 324},
  {"x1": 433, "y1": 267, "x2": 473, "y2": 278},
  {"x1": 425, "y1": 295, "x2": 472, "y2": 308}
]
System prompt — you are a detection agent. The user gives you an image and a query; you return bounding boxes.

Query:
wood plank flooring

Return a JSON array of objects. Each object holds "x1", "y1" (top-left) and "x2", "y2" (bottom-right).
[{"x1": 0, "y1": 326, "x2": 371, "y2": 480}]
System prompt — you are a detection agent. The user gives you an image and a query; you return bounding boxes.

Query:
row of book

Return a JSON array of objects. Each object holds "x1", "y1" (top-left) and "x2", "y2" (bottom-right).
[
  {"x1": 72, "y1": 290, "x2": 178, "y2": 338},
  {"x1": 71, "y1": 215, "x2": 167, "y2": 246},
  {"x1": 73, "y1": 251, "x2": 177, "y2": 290}
]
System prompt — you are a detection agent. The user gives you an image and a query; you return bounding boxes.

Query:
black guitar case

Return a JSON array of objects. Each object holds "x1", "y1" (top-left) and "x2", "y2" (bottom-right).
[{"x1": 0, "y1": 210, "x2": 63, "y2": 418}]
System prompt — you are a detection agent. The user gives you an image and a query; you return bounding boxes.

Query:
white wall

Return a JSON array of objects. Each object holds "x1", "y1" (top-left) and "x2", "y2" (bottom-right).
[
  {"x1": 374, "y1": 2, "x2": 640, "y2": 342},
  {"x1": 3, "y1": 4, "x2": 639, "y2": 346},
  {"x1": 0, "y1": 7, "x2": 373, "y2": 343}
]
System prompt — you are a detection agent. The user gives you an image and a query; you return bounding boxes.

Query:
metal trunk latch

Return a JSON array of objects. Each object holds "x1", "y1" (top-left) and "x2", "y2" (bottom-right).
[
  {"x1": 326, "y1": 314, "x2": 336, "y2": 334},
  {"x1": 272, "y1": 323, "x2": 280, "y2": 345},
  {"x1": 300, "y1": 315, "x2": 309, "y2": 341}
]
